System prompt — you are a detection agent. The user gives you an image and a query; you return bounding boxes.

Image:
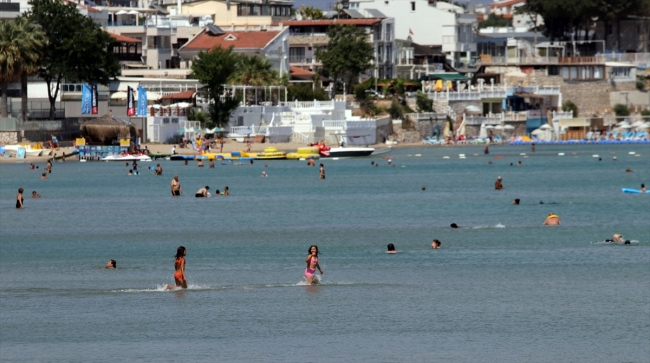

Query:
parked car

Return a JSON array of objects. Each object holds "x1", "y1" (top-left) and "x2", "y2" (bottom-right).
[{"x1": 365, "y1": 89, "x2": 385, "y2": 99}]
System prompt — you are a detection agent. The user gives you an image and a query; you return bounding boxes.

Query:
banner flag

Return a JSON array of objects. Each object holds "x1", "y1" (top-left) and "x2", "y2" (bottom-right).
[
  {"x1": 91, "y1": 85, "x2": 98, "y2": 114},
  {"x1": 127, "y1": 86, "x2": 135, "y2": 116},
  {"x1": 137, "y1": 85, "x2": 147, "y2": 116},
  {"x1": 81, "y1": 84, "x2": 92, "y2": 114}
]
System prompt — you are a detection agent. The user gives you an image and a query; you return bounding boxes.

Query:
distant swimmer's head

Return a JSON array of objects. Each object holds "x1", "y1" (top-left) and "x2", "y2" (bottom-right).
[
  {"x1": 642, "y1": 184, "x2": 646, "y2": 188},
  {"x1": 432, "y1": 239, "x2": 441, "y2": 249},
  {"x1": 498, "y1": 176, "x2": 502, "y2": 180},
  {"x1": 387, "y1": 243, "x2": 396, "y2": 253},
  {"x1": 513, "y1": 199, "x2": 520, "y2": 205},
  {"x1": 422, "y1": 185, "x2": 426, "y2": 191},
  {"x1": 308, "y1": 245, "x2": 319, "y2": 256},
  {"x1": 624, "y1": 240, "x2": 631, "y2": 245},
  {"x1": 175, "y1": 246, "x2": 186, "y2": 259},
  {"x1": 106, "y1": 259, "x2": 116, "y2": 268},
  {"x1": 205, "y1": 186, "x2": 210, "y2": 190},
  {"x1": 18, "y1": 188, "x2": 24, "y2": 193},
  {"x1": 450, "y1": 223, "x2": 459, "y2": 229}
]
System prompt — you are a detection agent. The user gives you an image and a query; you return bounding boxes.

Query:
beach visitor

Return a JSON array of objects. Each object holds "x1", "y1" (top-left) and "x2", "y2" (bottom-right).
[
  {"x1": 307, "y1": 157, "x2": 315, "y2": 166},
  {"x1": 62, "y1": 152, "x2": 66, "y2": 162},
  {"x1": 513, "y1": 198, "x2": 520, "y2": 205},
  {"x1": 16, "y1": 188, "x2": 24, "y2": 209},
  {"x1": 171, "y1": 145, "x2": 176, "y2": 155},
  {"x1": 219, "y1": 138, "x2": 224, "y2": 153},
  {"x1": 387, "y1": 243, "x2": 396, "y2": 254},
  {"x1": 319, "y1": 164, "x2": 325, "y2": 179},
  {"x1": 29, "y1": 163, "x2": 35, "y2": 169},
  {"x1": 531, "y1": 143, "x2": 535, "y2": 152},
  {"x1": 543, "y1": 213, "x2": 561, "y2": 225},
  {"x1": 450, "y1": 223, "x2": 460, "y2": 229},
  {"x1": 609, "y1": 234, "x2": 624, "y2": 243},
  {"x1": 195, "y1": 186, "x2": 210, "y2": 198},
  {"x1": 222, "y1": 186, "x2": 229, "y2": 195},
  {"x1": 432, "y1": 239, "x2": 441, "y2": 249},
  {"x1": 171, "y1": 175, "x2": 183, "y2": 196},
  {"x1": 422, "y1": 185, "x2": 426, "y2": 191},
  {"x1": 165, "y1": 246, "x2": 187, "y2": 290},
  {"x1": 641, "y1": 184, "x2": 646, "y2": 193},
  {"x1": 154, "y1": 164, "x2": 163, "y2": 175},
  {"x1": 125, "y1": 162, "x2": 129, "y2": 167},
  {"x1": 304, "y1": 245, "x2": 323, "y2": 284},
  {"x1": 132, "y1": 161, "x2": 137, "y2": 171},
  {"x1": 32, "y1": 191, "x2": 41, "y2": 198},
  {"x1": 106, "y1": 259, "x2": 116, "y2": 269},
  {"x1": 214, "y1": 189, "x2": 220, "y2": 196},
  {"x1": 484, "y1": 145, "x2": 489, "y2": 154},
  {"x1": 625, "y1": 168, "x2": 633, "y2": 173},
  {"x1": 495, "y1": 176, "x2": 504, "y2": 190},
  {"x1": 46, "y1": 159, "x2": 52, "y2": 173},
  {"x1": 197, "y1": 160, "x2": 204, "y2": 167},
  {"x1": 41, "y1": 173, "x2": 47, "y2": 179},
  {"x1": 209, "y1": 160, "x2": 215, "y2": 168},
  {"x1": 128, "y1": 169, "x2": 134, "y2": 176},
  {"x1": 262, "y1": 171, "x2": 267, "y2": 177},
  {"x1": 517, "y1": 161, "x2": 522, "y2": 166}
]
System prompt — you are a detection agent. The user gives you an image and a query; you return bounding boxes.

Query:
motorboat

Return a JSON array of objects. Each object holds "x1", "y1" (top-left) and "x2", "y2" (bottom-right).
[
  {"x1": 370, "y1": 146, "x2": 392, "y2": 156},
  {"x1": 101, "y1": 153, "x2": 152, "y2": 162},
  {"x1": 255, "y1": 146, "x2": 286, "y2": 160},
  {"x1": 170, "y1": 154, "x2": 196, "y2": 161},
  {"x1": 325, "y1": 147, "x2": 375, "y2": 158}
]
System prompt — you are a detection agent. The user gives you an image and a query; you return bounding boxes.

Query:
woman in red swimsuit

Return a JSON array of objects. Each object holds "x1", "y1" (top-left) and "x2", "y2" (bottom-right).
[
  {"x1": 165, "y1": 246, "x2": 187, "y2": 290},
  {"x1": 304, "y1": 245, "x2": 323, "y2": 284}
]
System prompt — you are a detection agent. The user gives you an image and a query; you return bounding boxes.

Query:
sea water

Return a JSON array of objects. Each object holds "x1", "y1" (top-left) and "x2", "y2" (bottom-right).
[{"x1": 1, "y1": 144, "x2": 649, "y2": 362}]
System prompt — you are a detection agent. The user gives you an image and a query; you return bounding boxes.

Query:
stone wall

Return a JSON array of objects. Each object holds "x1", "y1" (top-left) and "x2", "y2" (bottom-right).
[
  {"x1": 393, "y1": 116, "x2": 449, "y2": 143},
  {"x1": 0, "y1": 131, "x2": 19, "y2": 144}
]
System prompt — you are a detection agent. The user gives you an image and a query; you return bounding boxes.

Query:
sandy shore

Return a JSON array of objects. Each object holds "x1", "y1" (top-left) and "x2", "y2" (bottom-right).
[{"x1": 0, "y1": 140, "x2": 420, "y2": 164}]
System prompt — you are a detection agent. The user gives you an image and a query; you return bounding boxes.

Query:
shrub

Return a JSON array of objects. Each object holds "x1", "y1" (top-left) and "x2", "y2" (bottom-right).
[
  {"x1": 416, "y1": 91, "x2": 433, "y2": 112},
  {"x1": 562, "y1": 101, "x2": 579, "y2": 118},
  {"x1": 636, "y1": 80, "x2": 645, "y2": 91},
  {"x1": 640, "y1": 109, "x2": 650, "y2": 116},
  {"x1": 287, "y1": 83, "x2": 329, "y2": 102},
  {"x1": 388, "y1": 101, "x2": 403, "y2": 120},
  {"x1": 613, "y1": 104, "x2": 630, "y2": 116}
]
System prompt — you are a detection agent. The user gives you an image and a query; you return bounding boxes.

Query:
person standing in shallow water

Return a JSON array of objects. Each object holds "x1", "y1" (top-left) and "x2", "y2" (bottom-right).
[
  {"x1": 170, "y1": 175, "x2": 182, "y2": 196},
  {"x1": 165, "y1": 246, "x2": 187, "y2": 290},
  {"x1": 319, "y1": 164, "x2": 325, "y2": 179},
  {"x1": 304, "y1": 245, "x2": 323, "y2": 284},
  {"x1": 495, "y1": 176, "x2": 504, "y2": 190},
  {"x1": 16, "y1": 188, "x2": 24, "y2": 208}
]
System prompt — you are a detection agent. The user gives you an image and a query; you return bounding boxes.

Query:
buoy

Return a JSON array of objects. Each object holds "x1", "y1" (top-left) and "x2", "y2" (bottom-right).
[
  {"x1": 592, "y1": 154, "x2": 599, "y2": 158},
  {"x1": 459, "y1": 154, "x2": 465, "y2": 157},
  {"x1": 558, "y1": 153, "x2": 565, "y2": 156},
  {"x1": 443, "y1": 156, "x2": 450, "y2": 159},
  {"x1": 628, "y1": 152, "x2": 635, "y2": 154},
  {"x1": 415, "y1": 154, "x2": 422, "y2": 157},
  {"x1": 520, "y1": 153, "x2": 527, "y2": 156}
]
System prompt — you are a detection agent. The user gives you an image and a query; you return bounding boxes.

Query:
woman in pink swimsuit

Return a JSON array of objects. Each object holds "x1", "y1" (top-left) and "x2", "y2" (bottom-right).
[{"x1": 304, "y1": 245, "x2": 323, "y2": 284}]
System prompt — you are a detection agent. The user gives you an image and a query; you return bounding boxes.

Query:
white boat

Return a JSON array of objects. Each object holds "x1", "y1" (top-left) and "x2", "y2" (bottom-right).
[
  {"x1": 3, "y1": 145, "x2": 45, "y2": 157},
  {"x1": 370, "y1": 146, "x2": 392, "y2": 156},
  {"x1": 101, "y1": 153, "x2": 152, "y2": 162},
  {"x1": 324, "y1": 147, "x2": 375, "y2": 158}
]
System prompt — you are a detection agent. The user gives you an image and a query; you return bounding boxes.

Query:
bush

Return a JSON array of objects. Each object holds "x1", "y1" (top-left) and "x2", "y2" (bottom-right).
[
  {"x1": 353, "y1": 83, "x2": 376, "y2": 116},
  {"x1": 640, "y1": 109, "x2": 650, "y2": 116},
  {"x1": 636, "y1": 80, "x2": 645, "y2": 91},
  {"x1": 562, "y1": 100, "x2": 579, "y2": 118},
  {"x1": 613, "y1": 103, "x2": 630, "y2": 116},
  {"x1": 388, "y1": 101, "x2": 403, "y2": 120},
  {"x1": 416, "y1": 91, "x2": 433, "y2": 112},
  {"x1": 287, "y1": 83, "x2": 329, "y2": 102}
]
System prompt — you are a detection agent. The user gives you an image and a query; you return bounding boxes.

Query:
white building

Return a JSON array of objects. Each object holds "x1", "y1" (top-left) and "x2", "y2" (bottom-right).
[{"x1": 348, "y1": 0, "x2": 476, "y2": 67}]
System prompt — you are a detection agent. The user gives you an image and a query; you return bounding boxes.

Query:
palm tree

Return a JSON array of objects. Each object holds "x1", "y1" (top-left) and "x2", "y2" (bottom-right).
[
  {"x1": 229, "y1": 55, "x2": 278, "y2": 104},
  {"x1": 0, "y1": 17, "x2": 45, "y2": 119}
]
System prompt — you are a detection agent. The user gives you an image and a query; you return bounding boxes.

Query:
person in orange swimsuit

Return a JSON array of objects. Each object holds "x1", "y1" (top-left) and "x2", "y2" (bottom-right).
[
  {"x1": 165, "y1": 246, "x2": 187, "y2": 289},
  {"x1": 304, "y1": 245, "x2": 323, "y2": 284}
]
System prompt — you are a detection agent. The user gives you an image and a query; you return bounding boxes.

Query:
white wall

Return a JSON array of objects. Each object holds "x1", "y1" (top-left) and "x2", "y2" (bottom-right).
[{"x1": 351, "y1": 0, "x2": 456, "y2": 45}]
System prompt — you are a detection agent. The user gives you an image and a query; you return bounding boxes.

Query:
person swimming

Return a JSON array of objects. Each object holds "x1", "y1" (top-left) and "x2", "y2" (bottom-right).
[
  {"x1": 431, "y1": 239, "x2": 441, "y2": 249},
  {"x1": 387, "y1": 243, "x2": 396, "y2": 254},
  {"x1": 195, "y1": 186, "x2": 210, "y2": 198},
  {"x1": 513, "y1": 199, "x2": 520, "y2": 205},
  {"x1": 106, "y1": 259, "x2": 116, "y2": 269},
  {"x1": 450, "y1": 223, "x2": 460, "y2": 229},
  {"x1": 304, "y1": 245, "x2": 323, "y2": 284},
  {"x1": 543, "y1": 213, "x2": 561, "y2": 225}
]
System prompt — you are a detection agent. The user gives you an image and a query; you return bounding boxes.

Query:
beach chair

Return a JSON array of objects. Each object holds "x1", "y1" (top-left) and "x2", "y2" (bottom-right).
[{"x1": 584, "y1": 132, "x2": 593, "y2": 140}]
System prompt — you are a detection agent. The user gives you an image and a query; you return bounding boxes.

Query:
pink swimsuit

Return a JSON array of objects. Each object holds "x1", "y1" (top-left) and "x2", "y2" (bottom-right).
[{"x1": 304, "y1": 257, "x2": 317, "y2": 277}]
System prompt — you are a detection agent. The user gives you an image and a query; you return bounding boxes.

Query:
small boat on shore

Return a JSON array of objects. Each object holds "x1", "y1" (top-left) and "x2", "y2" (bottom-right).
[
  {"x1": 101, "y1": 153, "x2": 152, "y2": 162},
  {"x1": 256, "y1": 146, "x2": 286, "y2": 160},
  {"x1": 170, "y1": 154, "x2": 196, "y2": 161}
]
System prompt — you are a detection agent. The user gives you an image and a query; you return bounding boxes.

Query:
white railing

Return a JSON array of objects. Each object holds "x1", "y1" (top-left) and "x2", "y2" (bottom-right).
[
  {"x1": 426, "y1": 89, "x2": 508, "y2": 102},
  {"x1": 267, "y1": 125, "x2": 293, "y2": 136},
  {"x1": 149, "y1": 106, "x2": 191, "y2": 116},
  {"x1": 512, "y1": 85, "x2": 561, "y2": 95},
  {"x1": 503, "y1": 111, "x2": 527, "y2": 121},
  {"x1": 552, "y1": 111, "x2": 574, "y2": 120},
  {"x1": 292, "y1": 131, "x2": 309, "y2": 144},
  {"x1": 465, "y1": 116, "x2": 502, "y2": 126},
  {"x1": 230, "y1": 125, "x2": 259, "y2": 135},
  {"x1": 602, "y1": 52, "x2": 650, "y2": 65},
  {"x1": 293, "y1": 124, "x2": 313, "y2": 133},
  {"x1": 279, "y1": 100, "x2": 336, "y2": 109},
  {"x1": 527, "y1": 110, "x2": 543, "y2": 118},
  {"x1": 323, "y1": 120, "x2": 346, "y2": 129},
  {"x1": 408, "y1": 113, "x2": 447, "y2": 121}
]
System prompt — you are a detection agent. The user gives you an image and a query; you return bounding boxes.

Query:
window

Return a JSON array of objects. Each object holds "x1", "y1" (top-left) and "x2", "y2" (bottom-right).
[
  {"x1": 547, "y1": 66, "x2": 559, "y2": 76},
  {"x1": 611, "y1": 67, "x2": 630, "y2": 78},
  {"x1": 289, "y1": 47, "x2": 305, "y2": 63},
  {"x1": 560, "y1": 66, "x2": 604, "y2": 80},
  {"x1": 411, "y1": 1, "x2": 415, "y2": 11}
]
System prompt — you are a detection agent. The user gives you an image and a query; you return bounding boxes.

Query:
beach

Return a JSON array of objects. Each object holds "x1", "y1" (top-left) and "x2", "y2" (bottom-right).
[{"x1": 1, "y1": 143, "x2": 648, "y2": 362}]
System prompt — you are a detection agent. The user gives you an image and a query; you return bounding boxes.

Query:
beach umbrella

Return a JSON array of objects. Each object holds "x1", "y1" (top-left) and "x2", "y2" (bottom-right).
[
  {"x1": 177, "y1": 127, "x2": 186, "y2": 134},
  {"x1": 127, "y1": 10, "x2": 139, "y2": 15},
  {"x1": 479, "y1": 123, "x2": 487, "y2": 139},
  {"x1": 465, "y1": 105, "x2": 481, "y2": 114},
  {"x1": 504, "y1": 124, "x2": 515, "y2": 129},
  {"x1": 485, "y1": 125, "x2": 495, "y2": 129},
  {"x1": 539, "y1": 124, "x2": 553, "y2": 130},
  {"x1": 494, "y1": 125, "x2": 504, "y2": 130},
  {"x1": 116, "y1": 10, "x2": 128, "y2": 15}
]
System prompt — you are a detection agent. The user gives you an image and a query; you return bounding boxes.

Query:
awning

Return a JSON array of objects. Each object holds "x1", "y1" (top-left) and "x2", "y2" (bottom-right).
[
  {"x1": 605, "y1": 62, "x2": 635, "y2": 67},
  {"x1": 110, "y1": 91, "x2": 127, "y2": 100},
  {"x1": 161, "y1": 90, "x2": 196, "y2": 100},
  {"x1": 420, "y1": 73, "x2": 469, "y2": 81},
  {"x1": 559, "y1": 118, "x2": 589, "y2": 127}
]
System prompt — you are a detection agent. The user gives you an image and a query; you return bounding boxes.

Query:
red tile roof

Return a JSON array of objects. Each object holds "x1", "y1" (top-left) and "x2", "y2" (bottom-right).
[
  {"x1": 489, "y1": 0, "x2": 525, "y2": 8},
  {"x1": 161, "y1": 90, "x2": 196, "y2": 100},
  {"x1": 108, "y1": 32, "x2": 141, "y2": 43},
  {"x1": 182, "y1": 30, "x2": 281, "y2": 51},
  {"x1": 277, "y1": 19, "x2": 382, "y2": 27},
  {"x1": 290, "y1": 66, "x2": 314, "y2": 76}
]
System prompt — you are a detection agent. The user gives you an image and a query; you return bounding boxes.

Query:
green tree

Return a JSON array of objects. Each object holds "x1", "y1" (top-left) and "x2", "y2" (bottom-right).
[
  {"x1": 415, "y1": 91, "x2": 433, "y2": 112},
  {"x1": 478, "y1": 13, "x2": 512, "y2": 29},
  {"x1": 562, "y1": 100, "x2": 578, "y2": 117},
  {"x1": 613, "y1": 103, "x2": 630, "y2": 116},
  {"x1": 0, "y1": 16, "x2": 45, "y2": 118},
  {"x1": 296, "y1": 6, "x2": 324, "y2": 20},
  {"x1": 287, "y1": 83, "x2": 329, "y2": 101},
  {"x1": 229, "y1": 55, "x2": 276, "y2": 86},
  {"x1": 190, "y1": 45, "x2": 241, "y2": 128},
  {"x1": 316, "y1": 25, "x2": 374, "y2": 94},
  {"x1": 27, "y1": 0, "x2": 120, "y2": 119}
]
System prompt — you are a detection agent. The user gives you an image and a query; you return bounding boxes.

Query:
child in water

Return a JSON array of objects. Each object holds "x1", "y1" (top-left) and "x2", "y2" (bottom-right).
[{"x1": 304, "y1": 245, "x2": 323, "y2": 284}]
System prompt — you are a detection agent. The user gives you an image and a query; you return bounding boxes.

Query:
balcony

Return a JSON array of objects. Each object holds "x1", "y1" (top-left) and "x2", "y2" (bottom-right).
[
  {"x1": 289, "y1": 33, "x2": 328, "y2": 46},
  {"x1": 397, "y1": 58, "x2": 413, "y2": 66},
  {"x1": 289, "y1": 56, "x2": 312, "y2": 64}
]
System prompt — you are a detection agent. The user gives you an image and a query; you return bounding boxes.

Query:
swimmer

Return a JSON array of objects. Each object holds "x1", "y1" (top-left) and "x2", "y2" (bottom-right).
[
  {"x1": 484, "y1": 145, "x2": 489, "y2": 154},
  {"x1": 641, "y1": 184, "x2": 646, "y2": 193},
  {"x1": 517, "y1": 161, "x2": 522, "y2": 166},
  {"x1": 184, "y1": 160, "x2": 188, "y2": 165},
  {"x1": 422, "y1": 185, "x2": 426, "y2": 191},
  {"x1": 165, "y1": 246, "x2": 187, "y2": 290},
  {"x1": 450, "y1": 223, "x2": 460, "y2": 229},
  {"x1": 170, "y1": 175, "x2": 183, "y2": 196},
  {"x1": 304, "y1": 245, "x2": 323, "y2": 284},
  {"x1": 16, "y1": 188, "x2": 24, "y2": 209},
  {"x1": 307, "y1": 158, "x2": 315, "y2": 166},
  {"x1": 106, "y1": 259, "x2": 116, "y2": 269},
  {"x1": 128, "y1": 169, "x2": 133, "y2": 176},
  {"x1": 154, "y1": 164, "x2": 163, "y2": 175},
  {"x1": 41, "y1": 172, "x2": 47, "y2": 179},
  {"x1": 195, "y1": 186, "x2": 210, "y2": 198},
  {"x1": 32, "y1": 191, "x2": 41, "y2": 198},
  {"x1": 214, "y1": 189, "x2": 220, "y2": 196},
  {"x1": 488, "y1": 160, "x2": 492, "y2": 164},
  {"x1": 125, "y1": 162, "x2": 129, "y2": 167},
  {"x1": 319, "y1": 164, "x2": 325, "y2": 179},
  {"x1": 29, "y1": 163, "x2": 35, "y2": 170},
  {"x1": 543, "y1": 212, "x2": 561, "y2": 225},
  {"x1": 625, "y1": 168, "x2": 633, "y2": 172},
  {"x1": 262, "y1": 171, "x2": 267, "y2": 177},
  {"x1": 249, "y1": 160, "x2": 253, "y2": 165},
  {"x1": 513, "y1": 198, "x2": 520, "y2": 205},
  {"x1": 209, "y1": 160, "x2": 215, "y2": 168},
  {"x1": 608, "y1": 234, "x2": 624, "y2": 243},
  {"x1": 495, "y1": 176, "x2": 504, "y2": 190},
  {"x1": 197, "y1": 160, "x2": 204, "y2": 167},
  {"x1": 222, "y1": 186, "x2": 230, "y2": 195},
  {"x1": 431, "y1": 239, "x2": 441, "y2": 249},
  {"x1": 387, "y1": 243, "x2": 396, "y2": 254}
]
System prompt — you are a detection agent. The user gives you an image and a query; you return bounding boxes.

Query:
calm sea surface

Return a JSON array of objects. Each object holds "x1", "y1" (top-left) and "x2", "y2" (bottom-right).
[{"x1": 1, "y1": 144, "x2": 649, "y2": 363}]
